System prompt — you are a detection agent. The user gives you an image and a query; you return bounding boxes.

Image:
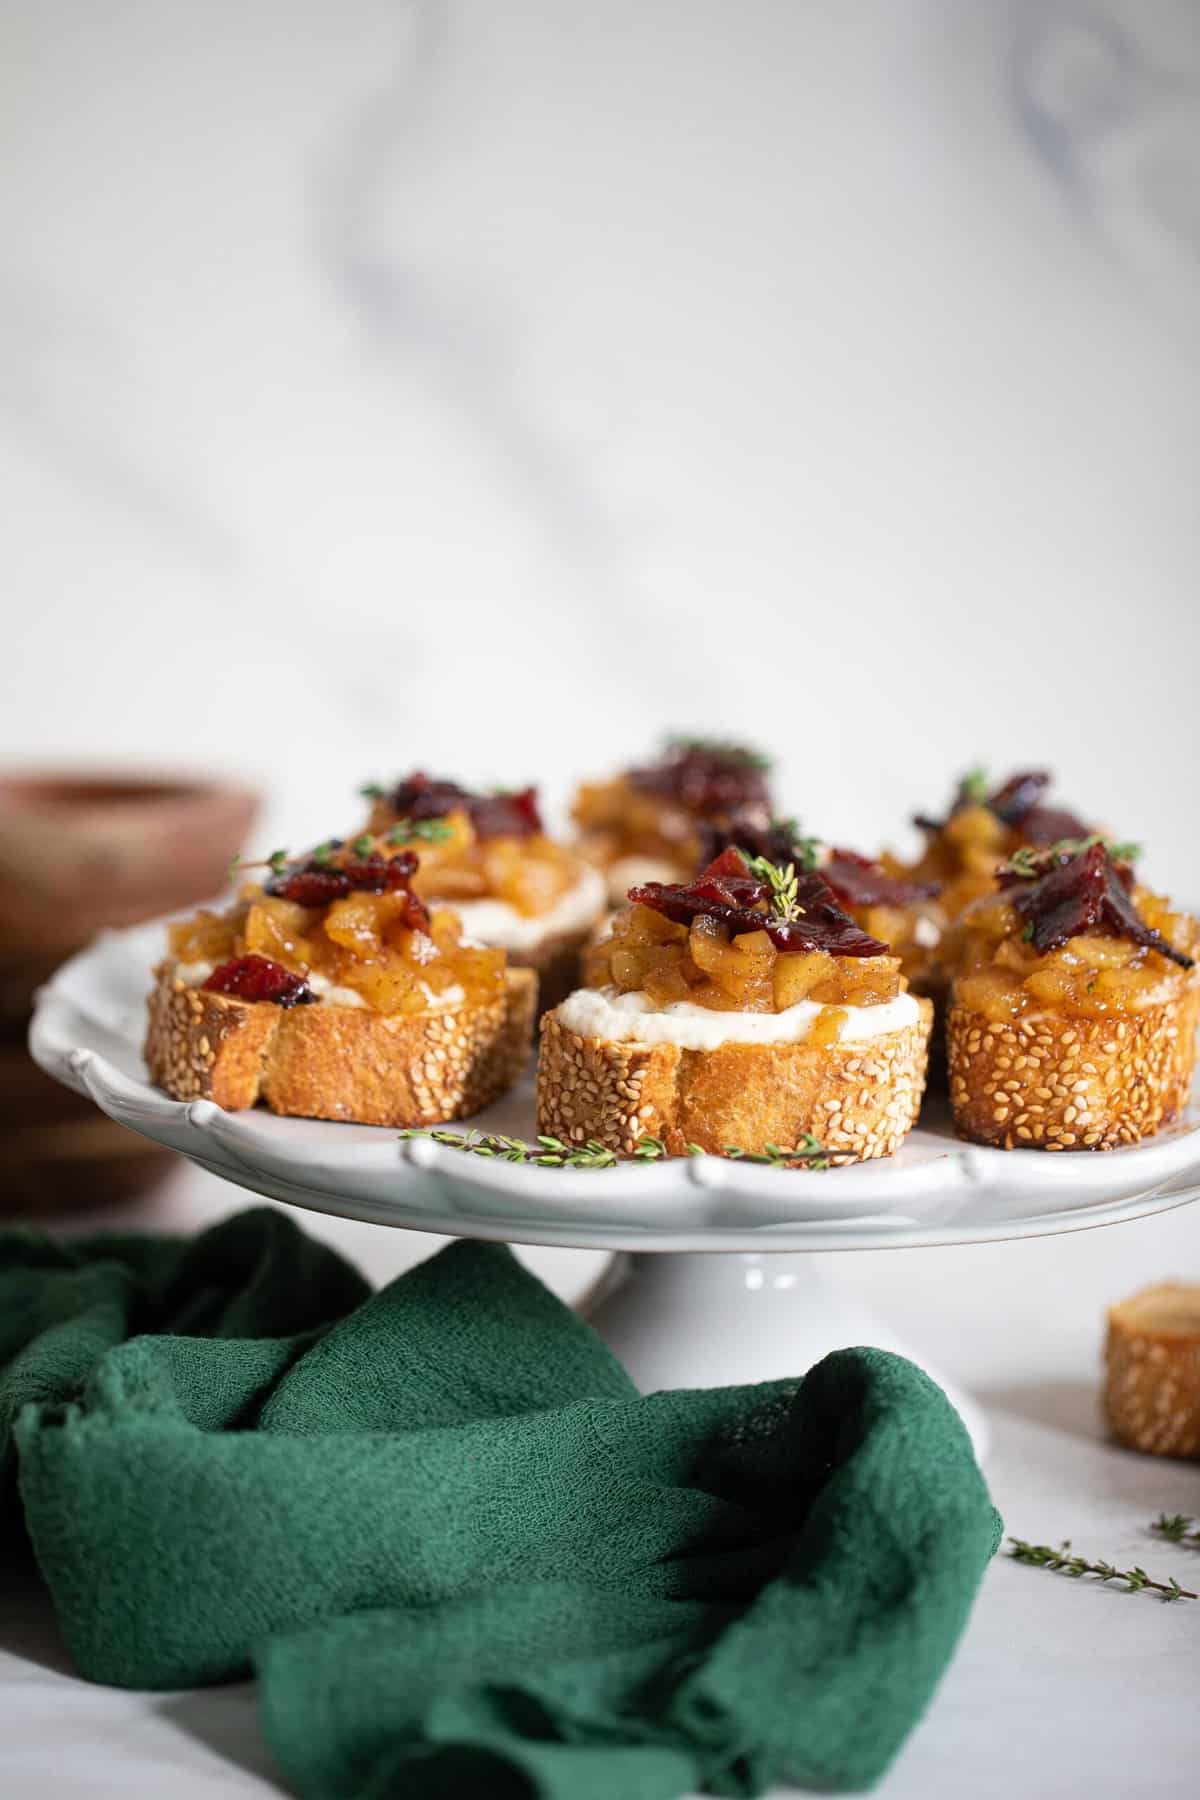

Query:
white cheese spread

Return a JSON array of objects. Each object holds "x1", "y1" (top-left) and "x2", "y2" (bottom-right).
[
  {"x1": 175, "y1": 960, "x2": 215, "y2": 987},
  {"x1": 306, "y1": 971, "x2": 368, "y2": 1009},
  {"x1": 555, "y1": 984, "x2": 920, "y2": 1049},
  {"x1": 173, "y1": 960, "x2": 462, "y2": 1012},
  {"x1": 606, "y1": 854, "x2": 681, "y2": 898}
]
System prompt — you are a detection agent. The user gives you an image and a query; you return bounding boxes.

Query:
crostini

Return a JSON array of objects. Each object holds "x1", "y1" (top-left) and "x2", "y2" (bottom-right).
[
  {"x1": 362, "y1": 772, "x2": 606, "y2": 1010},
  {"x1": 537, "y1": 848, "x2": 932, "y2": 1162},
  {"x1": 1105, "y1": 1283, "x2": 1200, "y2": 1458},
  {"x1": 904, "y1": 767, "x2": 1093, "y2": 924},
  {"x1": 145, "y1": 840, "x2": 536, "y2": 1124},
  {"x1": 888, "y1": 768, "x2": 1098, "y2": 1077},
  {"x1": 945, "y1": 840, "x2": 1198, "y2": 1150},
  {"x1": 572, "y1": 737, "x2": 774, "y2": 903}
]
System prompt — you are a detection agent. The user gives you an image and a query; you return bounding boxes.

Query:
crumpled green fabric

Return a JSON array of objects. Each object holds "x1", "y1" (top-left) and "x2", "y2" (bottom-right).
[{"x1": 0, "y1": 1208, "x2": 1000, "y2": 1798}]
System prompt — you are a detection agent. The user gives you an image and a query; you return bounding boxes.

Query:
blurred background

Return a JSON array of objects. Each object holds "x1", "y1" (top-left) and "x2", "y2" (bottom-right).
[{"x1": 3, "y1": 1, "x2": 1198, "y2": 878}]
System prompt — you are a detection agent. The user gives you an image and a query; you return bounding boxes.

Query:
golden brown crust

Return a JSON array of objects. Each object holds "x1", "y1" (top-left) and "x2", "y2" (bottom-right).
[
  {"x1": 1104, "y1": 1285, "x2": 1200, "y2": 1459},
  {"x1": 144, "y1": 966, "x2": 278, "y2": 1111},
  {"x1": 946, "y1": 986, "x2": 1200, "y2": 1151},
  {"x1": 536, "y1": 999, "x2": 932, "y2": 1163},
  {"x1": 144, "y1": 963, "x2": 536, "y2": 1126}
]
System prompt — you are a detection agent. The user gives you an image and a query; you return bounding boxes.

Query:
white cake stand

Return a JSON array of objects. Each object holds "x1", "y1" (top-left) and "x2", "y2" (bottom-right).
[{"x1": 30, "y1": 919, "x2": 1200, "y2": 1460}]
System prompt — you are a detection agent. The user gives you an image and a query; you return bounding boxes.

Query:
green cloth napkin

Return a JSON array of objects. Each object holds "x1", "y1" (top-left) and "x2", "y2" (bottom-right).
[{"x1": 0, "y1": 1209, "x2": 1000, "y2": 1798}]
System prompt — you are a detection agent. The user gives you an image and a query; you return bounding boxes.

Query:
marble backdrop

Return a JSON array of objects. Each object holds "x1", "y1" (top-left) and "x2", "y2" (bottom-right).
[{"x1": 3, "y1": 1, "x2": 1198, "y2": 890}]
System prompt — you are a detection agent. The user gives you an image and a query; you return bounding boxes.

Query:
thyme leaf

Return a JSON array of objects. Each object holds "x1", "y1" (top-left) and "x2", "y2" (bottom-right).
[
  {"x1": 745, "y1": 855, "x2": 803, "y2": 923},
  {"x1": 1003, "y1": 835, "x2": 1142, "y2": 878},
  {"x1": 1008, "y1": 1537, "x2": 1196, "y2": 1602},
  {"x1": 1152, "y1": 1513, "x2": 1200, "y2": 1547},
  {"x1": 400, "y1": 1130, "x2": 829, "y2": 1170},
  {"x1": 387, "y1": 818, "x2": 456, "y2": 845}
]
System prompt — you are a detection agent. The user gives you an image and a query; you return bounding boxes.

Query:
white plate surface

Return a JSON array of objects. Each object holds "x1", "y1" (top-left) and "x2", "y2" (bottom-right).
[{"x1": 29, "y1": 918, "x2": 1200, "y2": 1252}]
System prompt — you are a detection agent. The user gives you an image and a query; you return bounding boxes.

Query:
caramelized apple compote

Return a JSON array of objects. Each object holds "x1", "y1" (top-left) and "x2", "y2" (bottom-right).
[
  {"x1": 698, "y1": 817, "x2": 942, "y2": 986},
  {"x1": 904, "y1": 768, "x2": 1093, "y2": 923},
  {"x1": 950, "y1": 844, "x2": 1198, "y2": 1024},
  {"x1": 573, "y1": 740, "x2": 773, "y2": 876},
  {"x1": 700, "y1": 813, "x2": 940, "y2": 983},
  {"x1": 584, "y1": 851, "x2": 904, "y2": 1017},
  {"x1": 170, "y1": 844, "x2": 506, "y2": 1017},
  {"x1": 365, "y1": 773, "x2": 579, "y2": 918}
]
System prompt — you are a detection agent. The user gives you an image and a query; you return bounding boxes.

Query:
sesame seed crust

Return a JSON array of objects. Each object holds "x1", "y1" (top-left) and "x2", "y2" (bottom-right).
[
  {"x1": 1104, "y1": 1285, "x2": 1200, "y2": 1459},
  {"x1": 947, "y1": 986, "x2": 1200, "y2": 1152},
  {"x1": 144, "y1": 962, "x2": 537, "y2": 1126},
  {"x1": 535, "y1": 997, "x2": 933, "y2": 1162}
]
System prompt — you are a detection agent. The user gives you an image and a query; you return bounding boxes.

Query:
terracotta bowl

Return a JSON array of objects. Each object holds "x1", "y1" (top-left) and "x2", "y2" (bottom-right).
[
  {"x1": 1, "y1": 770, "x2": 258, "y2": 1215},
  {"x1": 0, "y1": 772, "x2": 258, "y2": 957}
]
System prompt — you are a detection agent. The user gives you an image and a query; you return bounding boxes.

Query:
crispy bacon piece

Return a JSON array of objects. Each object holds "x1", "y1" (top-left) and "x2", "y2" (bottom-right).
[
  {"x1": 629, "y1": 850, "x2": 888, "y2": 958},
  {"x1": 823, "y1": 848, "x2": 939, "y2": 910},
  {"x1": 1000, "y1": 843, "x2": 1193, "y2": 968},
  {"x1": 1019, "y1": 805, "x2": 1091, "y2": 846},
  {"x1": 267, "y1": 866, "x2": 349, "y2": 908},
  {"x1": 627, "y1": 744, "x2": 771, "y2": 819},
  {"x1": 701, "y1": 819, "x2": 938, "y2": 909},
  {"x1": 267, "y1": 848, "x2": 429, "y2": 931},
  {"x1": 384, "y1": 772, "x2": 543, "y2": 838},
  {"x1": 915, "y1": 768, "x2": 1088, "y2": 842},
  {"x1": 987, "y1": 770, "x2": 1051, "y2": 825},
  {"x1": 697, "y1": 815, "x2": 811, "y2": 875},
  {"x1": 204, "y1": 955, "x2": 315, "y2": 1007}
]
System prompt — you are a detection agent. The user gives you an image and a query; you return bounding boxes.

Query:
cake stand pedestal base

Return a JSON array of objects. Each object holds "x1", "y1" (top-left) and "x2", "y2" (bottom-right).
[{"x1": 585, "y1": 1250, "x2": 990, "y2": 1461}]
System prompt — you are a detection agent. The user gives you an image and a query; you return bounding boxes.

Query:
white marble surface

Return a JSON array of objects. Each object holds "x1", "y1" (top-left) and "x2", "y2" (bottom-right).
[
  {"x1": 2, "y1": 2, "x2": 1199, "y2": 894},
  {"x1": 2, "y1": 1161, "x2": 1199, "y2": 1799}
]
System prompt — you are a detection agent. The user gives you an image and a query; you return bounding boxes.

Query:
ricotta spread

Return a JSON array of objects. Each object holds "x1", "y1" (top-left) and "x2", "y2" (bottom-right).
[
  {"x1": 173, "y1": 960, "x2": 462, "y2": 1012},
  {"x1": 555, "y1": 984, "x2": 920, "y2": 1049}
]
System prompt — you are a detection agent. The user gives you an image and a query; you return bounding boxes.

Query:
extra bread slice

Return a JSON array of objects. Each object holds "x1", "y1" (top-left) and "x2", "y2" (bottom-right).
[
  {"x1": 537, "y1": 998, "x2": 932, "y2": 1162},
  {"x1": 947, "y1": 985, "x2": 1200, "y2": 1151},
  {"x1": 509, "y1": 923, "x2": 593, "y2": 1016},
  {"x1": 145, "y1": 962, "x2": 537, "y2": 1126},
  {"x1": 1105, "y1": 1284, "x2": 1200, "y2": 1458}
]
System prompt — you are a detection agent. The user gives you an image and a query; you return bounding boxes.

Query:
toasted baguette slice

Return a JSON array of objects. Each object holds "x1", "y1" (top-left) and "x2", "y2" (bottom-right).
[
  {"x1": 947, "y1": 986, "x2": 1200, "y2": 1151},
  {"x1": 145, "y1": 962, "x2": 536, "y2": 1126},
  {"x1": 1105, "y1": 1284, "x2": 1200, "y2": 1458},
  {"x1": 536, "y1": 998, "x2": 932, "y2": 1163}
]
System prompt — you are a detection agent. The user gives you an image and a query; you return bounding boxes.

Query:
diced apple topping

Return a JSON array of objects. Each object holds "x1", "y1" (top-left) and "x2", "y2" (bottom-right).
[
  {"x1": 949, "y1": 849, "x2": 1198, "y2": 1023},
  {"x1": 169, "y1": 843, "x2": 506, "y2": 1016}
]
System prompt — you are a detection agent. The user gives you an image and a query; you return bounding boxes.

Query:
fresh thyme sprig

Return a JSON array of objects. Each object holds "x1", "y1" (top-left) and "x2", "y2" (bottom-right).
[
  {"x1": 1152, "y1": 1513, "x2": 1200, "y2": 1547},
  {"x1": 745, "y1": 855, "x2": 803, "y2": 923},
  {"x1": 1008, "y1": 1538, "x2": 1196, "y2": 1602},
  {"x1": 400, "y1": 1130, "x2": 830, "y2": 1170},
  {"x1": 725, "y1": 1135, "x2": 830, "y2": 1169},
  {"x1": 228, "y1": 847, "x2": 295, "y2": 881},
  {"x1": 664, "y1": 735, "x2": 771, "y2": 772},
  {"x1": 386, "y1": 818, "x2": 456, "y2": 846},
  {"x1": 1003, "y1": 835, "x2": 1142, "y2": 879},
  {"x1": 400, "y1": 1130, "x2": 618, "y2": 1168}
]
